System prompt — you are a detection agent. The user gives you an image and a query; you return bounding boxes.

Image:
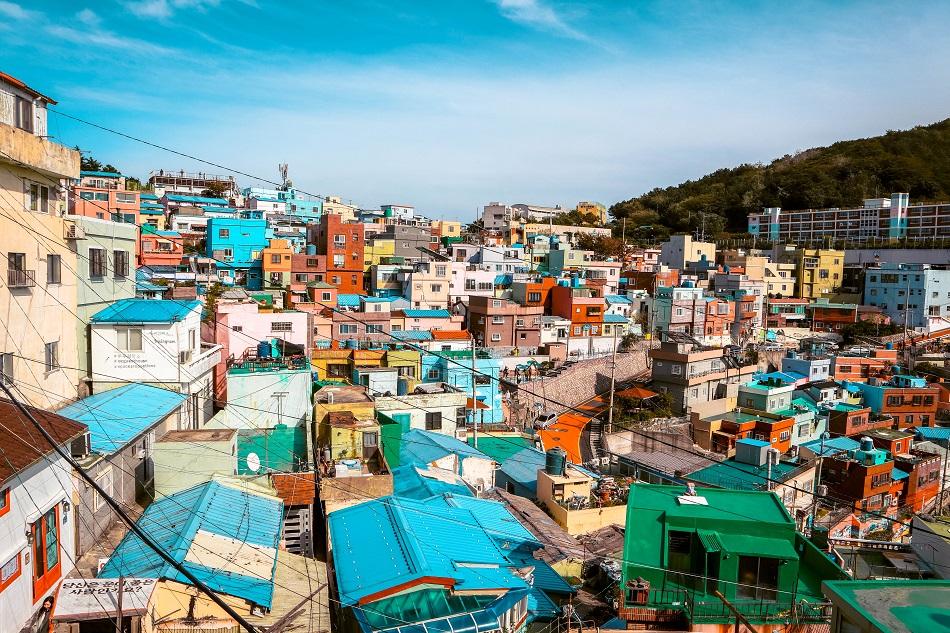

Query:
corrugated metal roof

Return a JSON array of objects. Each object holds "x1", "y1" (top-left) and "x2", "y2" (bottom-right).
[
  {"x1": 329, "y1": 494, "x2": 540, "y2": 606},
  {"x1": 80, "y1": 170, "x2": 123, "y2": 178},
  {"x1": 603, "y1": 314, "x2": 628, "y2": 323},
  {"x1": 604, "y1": 294, "x2": 632, "y2": 304},
  {"x1": 402, "y1": 309, "x2": 452, "y2": 318},
  {"x1": 91, "y1": 298, "x2": 199, "y2": 323},
  {"x1": 400, "y1": 429, "x2": 491, "y2": 468},
  {"x1": 99, "y1": 480, "x2": 282, "y2": 608},
  {"x1": 56, "y1": 384, "x2": 187, "y2": 455},
  {"x1": 392, "y1": 465, "x2": 473, "y2": 500},
  {"x1": 336, "y1": 293, "x2": 363, "y2": 307},
  {"x1": 165, "y1": 194, "x2": 228, "y2": 204},
  {"x1": 391, "y1": 330, "x2": 433, "y2": 341}
]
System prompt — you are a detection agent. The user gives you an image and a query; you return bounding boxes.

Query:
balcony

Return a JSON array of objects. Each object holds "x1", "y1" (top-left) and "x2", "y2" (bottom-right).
[
  {"x1": 7, "y1": 269, "x2": 36, "y2": 288},
  {"x1": 0, "y1": 121, "x2": 80, "y2": 179},
  {"x1": 181, "y1": 342, "x2": 222, "y2": 381}
]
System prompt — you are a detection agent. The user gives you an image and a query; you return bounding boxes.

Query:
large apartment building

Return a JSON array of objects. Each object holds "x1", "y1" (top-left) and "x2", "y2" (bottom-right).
[{"x1": 748, "y1": 193, "x2": 950, "y2": 243}]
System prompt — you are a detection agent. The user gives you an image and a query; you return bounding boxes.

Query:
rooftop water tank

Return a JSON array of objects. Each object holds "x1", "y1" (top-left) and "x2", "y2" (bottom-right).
[
  {"x1": 257, "y1": 340, "x2": 272, "y2": 359},
  {"x1": 306, "y1": 244, "x2": 317, "y2": 255},
  {"x1": 545, "y1": 447, "x2": 567, "y2": 476},
  {"x1": 859, "y1": 436, "x2": 874, "y2": 452}
]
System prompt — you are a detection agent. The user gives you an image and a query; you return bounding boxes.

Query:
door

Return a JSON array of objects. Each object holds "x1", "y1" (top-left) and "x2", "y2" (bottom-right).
[{"x1": 31, "y1": 505, "x2": 61, "y2": 601}]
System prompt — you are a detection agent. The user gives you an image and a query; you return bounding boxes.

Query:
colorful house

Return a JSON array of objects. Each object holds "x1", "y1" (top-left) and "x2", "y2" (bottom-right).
[{"x1": 206, "y1": 217, "x2": 269, "y2": 289}]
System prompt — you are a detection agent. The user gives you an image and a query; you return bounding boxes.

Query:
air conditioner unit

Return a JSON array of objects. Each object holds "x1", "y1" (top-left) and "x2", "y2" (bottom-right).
[
  {"x1": 63, "y1": 222, "x2": 86, "y2": 240},
  {"x1": 179, "y1": 350, "x2": 193, "y2": 363}
]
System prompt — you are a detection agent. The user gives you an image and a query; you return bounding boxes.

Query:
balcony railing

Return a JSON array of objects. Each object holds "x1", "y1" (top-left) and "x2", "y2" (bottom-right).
[{"x1": 7, "y1": 269, "x2": 36, "y2": 288}]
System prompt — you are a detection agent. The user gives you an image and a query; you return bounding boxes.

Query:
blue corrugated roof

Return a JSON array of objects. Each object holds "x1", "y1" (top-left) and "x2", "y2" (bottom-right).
[
  {"x1": 336, "y1": 293, "x2": 363, "y2": 308},
  {"x1": 81, "y1": 170, "x2": 123, "y2": 178},
  {"x1": 499, "y1": 447, "x2": 597, "y2": 493},
  {"x1": 139, "y1": 202, "x2": 164, "y2": 210},
  {"x1": 165, "y1": 194, "x2": 228, "y2": 205},
  {"x1": 140, "y1": 192, "x2": 159, "y2": 200},
  {"x1": 202, "y1": 205, "x2": 239, "y2": 213},
  {"x1": 494, "y1": 274, "x2": 512, "y2": 285},
  {"x1": 801, "y1": 436, "x2": 861, "y2": 456},
  {"x1": 605, "y1": 294, "x2": 632, "y2": 304},
  {"x1": 603, "y1": 314, "x2": 628, "y2": 323},
  {"x1": 91, "y1": 298, "x2": 199, "y2": 323},
  {"x1": 329, "y1": 494, "x2": 545, "y2": 607},
  {"x1": 892, "y1": 467, "x2": 909, "y2": 481},
  {"x1": 390, "y1": 330, "x2": 433, "y2": 341},
  {"x1": 362, "y1": 296, "x2": 392, "y2": 302},
  {"x1": 400, "y1": 429, "x2": 491, "y2": 468},
  {"x1": 99, "y1": 481, "x2": 283, "y2": 607},
  {"x1": 392, "y1": 465, "x2": 473, "y2": 500},
  {"x1": 57, "y1": 384, "x2": 187, "y2": 454},
  {"x1": 915, "y1": 427, "x2": 950, "y2": 442},
  {"x1": 402, "y1": 309, "x2": 451, "y2": 318}
]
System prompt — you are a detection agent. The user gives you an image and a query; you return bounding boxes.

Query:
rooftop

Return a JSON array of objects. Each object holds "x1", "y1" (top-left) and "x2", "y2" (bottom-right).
[
  {"x1": 164, "y1": 194, "x2": 229, "y2": 204},
  {"x1": 392, "y1": 464, "x2": 474, "y2": 500},
  {"x1": 687, "y1": 458, "x2": 807, "y2": 491},
  {"x1": 0, "y1": 400, "x2": 86, "y2": 486},
  {"x1": 401, "y1": 309, "x2": 452, "y2": 318},
  {"x1": 159, "y1": 428, "x2": 236, "y2": 443},
  {"x1": 315, "y1": 385, "x2": 373, "y2": 404},
  {"x1": 821, "y1": 579, "x2": 950, "y2": 633},
  {"x1": 801, "y1": 436, "x2": 862, "y2": 456},
  {"x1": 91, "y1": 298, "x2": 200, "y2": 323},
  {"x1": 80, "y1": 170, "x2": 123, "y2": 178},
  {"x1": 57, "y1": 384, "x2": 188, "y2": 455},
  {"x1": 98, "y1": 480, "x2": 283, "y2": 608},
  {"x1": 400, "y1": 429, "x2": 491, "y2": 467}
]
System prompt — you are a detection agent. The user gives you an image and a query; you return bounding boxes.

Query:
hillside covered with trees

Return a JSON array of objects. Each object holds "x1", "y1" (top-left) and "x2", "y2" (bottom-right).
[{"x1": 609, "y1": 118, "x2": 950, "y2": 241}]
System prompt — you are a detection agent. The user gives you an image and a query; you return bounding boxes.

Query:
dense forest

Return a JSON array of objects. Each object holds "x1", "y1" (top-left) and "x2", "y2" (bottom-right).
[{"x1": 609, "y1": 118, "x2": 950, "y2": 241}]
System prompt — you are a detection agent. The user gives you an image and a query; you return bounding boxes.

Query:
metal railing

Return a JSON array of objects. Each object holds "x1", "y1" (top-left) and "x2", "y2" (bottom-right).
[{"x1": 7, "y1": 269, "x2": 35, "y2": 288}]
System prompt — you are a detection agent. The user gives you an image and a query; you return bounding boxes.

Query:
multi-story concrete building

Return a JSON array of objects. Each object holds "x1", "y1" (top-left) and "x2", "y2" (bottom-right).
[
  {"x1": 649, "y1": 340, "x2": 758, "y2": 413},
  {"x1": 311, "y1": 213, "x2": 364, "y2": 294},
  {"x1": 846, "y1": 375, "x2": 939, "y2": 429},
  {"x1": 68, "y1": 215, "x2": 138, "y2": 386},
  {"x1": 89, "y1": 299, "x2": 221, "y2": 427},
  {"x1": 576, "y1": 200, "x2": 608, "y2": 224},
  {"x1": 765, "y1": 297, "x2": 809, "y2": 329},
  {"x1": 147, "y1": 169, "x2": 239, "y2": 199},
  {"x1": 400, "y1": 261, "x2": 451, "y2": 309},
  {"x1": 864, "y1": 263, "x2": 950, "y2": 329},
  {"x1": 658, "y1": 234, "x2": 716, "y2": 270},
  {"x1": 748, "y1": 193, "x2": 950, "y2": 243},
  {"x1": 70, "y1": 170, "x2": 140, "y2": 224},
  {"x1": 772, "y1": 246, "x2": 844, "y2": 299},
  {"x1": 0, "y1": 73, "x2": 82, "y2": 407},
  {"x1": 206, "y1": 217, "x2": 268, "y2": 289},
  {"x1": 261, "y1": 238, "x2": 294, "y2": 288},
  {"x1": 467, "y1": 296, "x2": 544, "y2": 349}
]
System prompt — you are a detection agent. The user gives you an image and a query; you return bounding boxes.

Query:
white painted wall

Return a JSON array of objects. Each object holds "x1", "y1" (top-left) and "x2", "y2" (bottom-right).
[
  {"x1": 224, "y1": 368, "x2": 313, "y2": 429},
  {"x1": 0, "y1": 452, "x2": 76, "y2": 633}
]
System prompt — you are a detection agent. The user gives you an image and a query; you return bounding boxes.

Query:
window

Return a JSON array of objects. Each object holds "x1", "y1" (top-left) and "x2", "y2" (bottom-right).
[
  {"x1": 427, "y1": 368, "x2": 441, "y2": 380},
  {"x1": 307, "y1": 258, "x2": 318, "y2": 267},
  {"x1": 736, "y1": 556, "x2": 779, "y2": 601},
  {"x1": 333, "y1": 254, "x2": 344, "y2": 267},
  {"x1": 29, "y1": 183, "x2": 50, "y2": 213},
  {"x1": 218, "y1": 228, "x2": 230, "y2": 238},
  {"x1": 0, "y1": 551, "x2": 20, "y2": 590},
  {"x1": 780, "y1": 430, "x2": 790, "y2": 441},
  {"x1": 516, "y1": 319, "x2": 524, "y2": 327},
  {"x1": 93, "y1": 467, "x2": 114, "y2": 512},
  {"x1": 117, "y1": 328, "x2": 143, "y2": 352},
  {"x1": 116, "y1": 192, "x2": 136, "y2": 204},
  {"x1": 46, "y1": 254, "x2": 61, "y2": 285},
  {"x1": 14, "y1": 95, "x2": 33, "y2": 132},
  {"x1": 667, "y1": 530, "x2": 692, "y2": 573},
  {"x1": 339, "y1": 324, "x2": 357, "y2": 334},
  {"x1": 456, "y1": 407, "x2": 468, "y2": 425},
  {"x1": 366, "y1": 324, "x2": 383, "y2": 333},
  {"x1": 425, "y1": 411, "x2": 443, "y2": 430},
  {"x1": 271, "y1": 322, "x2": 293, "y2": 332},
  {"x1": 0, "y1": 487, "x2": 8, "y2": 518},
  {"x1": 431, "y1": 284, "x2": 442, "y2": 293},
  {"x1": 528, "y1": 292, "x2": 541, "y2": 303},
  {"x1": 491, "y1": 333, "x2": 502, "y2": 342},
  {"x1": 363, "y1": 432, "x2": 378, "y2": 448},
  {"x1": 671, "y1": 365, "x2": 683, "y2": 376},
  {"x1": 436, "y1": 265, "x2": 447, "y2": 276},
  {"x1": 44, "y1": 342, "x2": 58, "y2": 372},
  {"x1": 492, "y1": 316, "x2": 505, "y2": 324},
  {"x1": 334, "y1": 235, "x2": 346, "y2": 246},
  {"x1": 31, "y1": 506, "x2": 60, "y2": 596},
  {"x1": 89, "y1": 248, "x2": 106, "y2": 278},
  {"x1": 271, "y1": 254, "x2": 282, "y2": 264},
  {"x1": 114, "y1": 250, "x2": 129, "y2": 278}
]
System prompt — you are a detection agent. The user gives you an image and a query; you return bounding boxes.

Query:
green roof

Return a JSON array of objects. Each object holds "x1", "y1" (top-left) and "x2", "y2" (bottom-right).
[
  {"x1": 687, "y1": 459, "x2": 802, "y2": 491},
  {"x1": 821, "y1": 580, "x2": 950, "y2": 633},
  {"x1": 467, "y1": 435, "x2": 534, "y2": 464}
]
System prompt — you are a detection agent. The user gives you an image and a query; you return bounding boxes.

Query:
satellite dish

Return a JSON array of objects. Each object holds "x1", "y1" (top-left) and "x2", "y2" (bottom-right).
[{"x1": 246, "y1": 452, "x2": 261, "y2": 473}]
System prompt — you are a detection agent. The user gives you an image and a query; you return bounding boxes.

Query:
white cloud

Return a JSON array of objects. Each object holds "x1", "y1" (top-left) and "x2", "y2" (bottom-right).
[
  {"x1": 46, "y1": 24, "x2": 175, "y2": 56},
  {"x1": 0, "y1": 0, "x2": 36, "y2": 20},
  {"x1": 125, "y1": 0, "x2": 222, "y2": 20},
  {"x1": 493, "y1": 0, "x2": 587, "y2": 40},
  {"x1": 76, "y1": 8, "x2": 101, "y2": 27}
]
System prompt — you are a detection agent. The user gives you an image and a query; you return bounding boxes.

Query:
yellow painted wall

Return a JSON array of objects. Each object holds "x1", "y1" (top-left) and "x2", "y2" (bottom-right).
[
  {"x1": 365, "y1": 238, "x2": 395, "y2": 269},
  {"x1": 796, "y1": 248, "x2": 844, "y2": 299}
]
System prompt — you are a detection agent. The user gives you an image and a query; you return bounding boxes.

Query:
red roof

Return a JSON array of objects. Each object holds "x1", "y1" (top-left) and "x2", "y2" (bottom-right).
[
  {"x1": 431, "y1": 330, "x2": 471, "y2": 340},
  {"x1": 0, "y1": 399, "x2": 86, "y2": 486},
  {"x1": 0, "y1": 71, "x2": 57, "y2": 104},
  {"x1": 271, "y1": 472, "x2": 316, "y2": 506}
]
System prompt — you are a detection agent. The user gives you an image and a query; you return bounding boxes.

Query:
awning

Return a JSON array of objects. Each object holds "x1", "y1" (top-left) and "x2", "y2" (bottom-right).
[
  {"x1": 697, "y1": 529, "x2": 725, "y2": 554},
  {"x1": 616, "y1": 386, "x2": 658, "y2": 400},
  {"x1": 467, "y1": 398, "x2": 490, "y2": 410}
]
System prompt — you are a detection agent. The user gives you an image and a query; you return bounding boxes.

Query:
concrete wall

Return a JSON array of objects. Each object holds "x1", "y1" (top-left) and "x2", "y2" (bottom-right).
[
  {"x1": 0, "y1": 453, "x2": 76, "y2": 633},
  {"x1": 153, "y1": 436, "x2": 237, "y2": 498},
  {"x1": 225, "y1": 368, "x2": 312, "y2": 429}
]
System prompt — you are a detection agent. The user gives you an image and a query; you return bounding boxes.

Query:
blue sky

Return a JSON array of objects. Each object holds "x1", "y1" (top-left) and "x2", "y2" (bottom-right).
[{"x1": 3, "y1": 1, "x2": 950, "y2": 219}]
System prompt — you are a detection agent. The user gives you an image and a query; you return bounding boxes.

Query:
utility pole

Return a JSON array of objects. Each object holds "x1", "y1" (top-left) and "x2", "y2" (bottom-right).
[
  {"x1": 938, "y1": 443, "x2": 949, "y2": 514},
  {"x1": 606, "y1": 324, "x2": 619, "y2": 434},
  {"x1": 809, "y1": 432, "x2": 829, "y2": 535},
  {"x1": 115, "y1": 576, "x2": 124, "y2": 633},
  {"x1": 471, "y1": 335, "x2": 478, "y2": 448}
]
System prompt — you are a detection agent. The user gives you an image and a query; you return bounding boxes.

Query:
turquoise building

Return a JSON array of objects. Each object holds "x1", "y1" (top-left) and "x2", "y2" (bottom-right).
[
  {"x1": 206, "y1": 217, "x2": 268, "y2": 289},
  {"x1": 420, "y1": 350, "x2": 504, "y2": 424}
]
